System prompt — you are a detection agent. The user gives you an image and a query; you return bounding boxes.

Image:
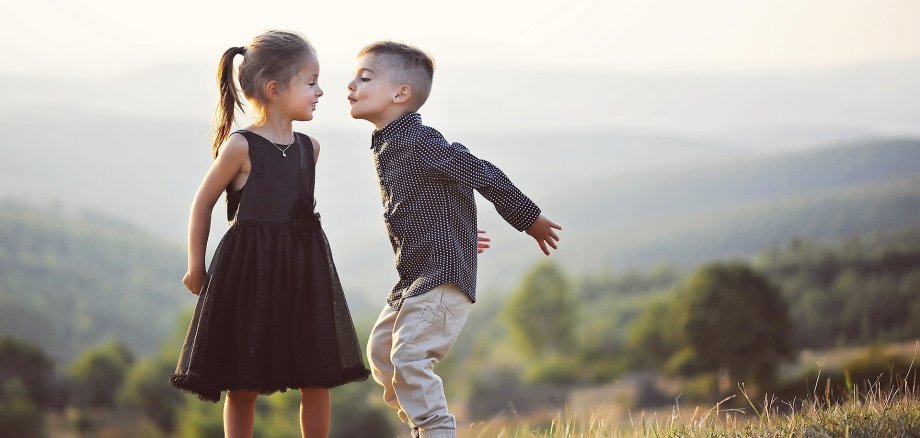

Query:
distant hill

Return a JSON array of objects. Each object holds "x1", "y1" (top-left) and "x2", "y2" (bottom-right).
[
  {"x1": 522, "y1": 138, "x2": 920, "y2": 272},
  {"x1": 0, "y1": 201, "x2": 192, "y2": 361}
]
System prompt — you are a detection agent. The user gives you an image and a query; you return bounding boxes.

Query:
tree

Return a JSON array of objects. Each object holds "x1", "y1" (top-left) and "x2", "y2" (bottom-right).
[
  {"x1": 503, "y1": 262, "x2": 578, "y2": 358},
  {"x1": 174, "y1": 395, "x2": 224, "y2": 438},
  {"x1": 329, "y1": 381, "x2": 396, "y2": 438},
  {"x1": 118, "y1": 354, "x2": 184, "y2": 432},
  {"x1": 676, "y1": 263, "x2": 793, "y2": 390},
  {"x1": 0, "y1": 379, "x2": 46, "y2": 438},
  {"x1": 0, "y1": 335, "x2": 57, "y2": 408},
  {"x1": 69, "y1": 340, "x2": 134, "y2": 408},
  {"x1": 626, "y1": 298, "x2": 680, "y2": 369},
  {"x1": 903, "y1": 271, "x2": 920, "y2": 338}
]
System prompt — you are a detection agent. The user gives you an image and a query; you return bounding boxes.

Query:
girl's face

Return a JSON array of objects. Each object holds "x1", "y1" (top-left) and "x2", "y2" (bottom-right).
[{"x1": 277, "y1": 61, "x2": 323, "y2": 121}]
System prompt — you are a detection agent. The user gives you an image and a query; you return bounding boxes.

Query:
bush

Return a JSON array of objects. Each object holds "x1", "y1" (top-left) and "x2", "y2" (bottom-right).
[
  {"x1": 69, "y1": 340, "x2": 134, "y2": 408},
  {"x1": 525, "y1": 355, "x2": 585, "y2": 384},
  {"x1": 0, "y1": 379, "x2": 46, "y2": 438}
]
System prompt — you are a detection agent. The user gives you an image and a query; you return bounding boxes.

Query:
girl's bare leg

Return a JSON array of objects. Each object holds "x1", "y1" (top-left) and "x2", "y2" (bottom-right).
[
  {"x1": 224, "y1": 389, "x2": 259, "y2": 438},
  {"x1": 299, "y1": 387, "x2": 331, "y2": 438}
]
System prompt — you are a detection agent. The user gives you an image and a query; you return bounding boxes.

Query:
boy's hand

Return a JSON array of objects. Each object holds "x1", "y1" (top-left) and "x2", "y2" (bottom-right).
[
  {"x1": 477, "y1": 229, "x2": 492, "y2": 254},
  {"x1": 526, "y1": 214, "x2": 562, "y2": 256}
]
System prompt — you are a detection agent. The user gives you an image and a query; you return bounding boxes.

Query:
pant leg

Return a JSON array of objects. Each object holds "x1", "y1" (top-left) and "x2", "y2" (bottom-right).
[
  {"x1": 390, "y1": 284, "x2": 472, "y2": 438},
  {"x1": 367, "y1": 303, "x2": 410, "y2": 422}
]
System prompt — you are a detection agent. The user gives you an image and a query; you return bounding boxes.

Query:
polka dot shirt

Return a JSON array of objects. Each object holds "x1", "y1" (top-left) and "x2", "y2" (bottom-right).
[{"x1": 370, "y1": 112, "x2": 541, "y2": 310}]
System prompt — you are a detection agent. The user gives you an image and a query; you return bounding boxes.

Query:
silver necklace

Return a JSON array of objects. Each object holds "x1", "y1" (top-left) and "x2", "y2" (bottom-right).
[
  {"x1": 272, "y1": 134, "x2": 296, "y2": 158},
  {"x1": 250, "y1": 130, "x2": 295, "y2": 157}
]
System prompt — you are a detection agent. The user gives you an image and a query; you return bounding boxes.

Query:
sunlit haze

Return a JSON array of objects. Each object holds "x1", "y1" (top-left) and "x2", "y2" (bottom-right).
[{"x1": 2, "y1": 0, "x2": 919, "y2": 76}]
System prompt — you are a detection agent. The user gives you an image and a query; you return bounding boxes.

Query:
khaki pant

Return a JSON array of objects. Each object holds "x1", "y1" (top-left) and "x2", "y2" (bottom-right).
[{"x1": 367, "y1": 284, "x2": 472, "y2": 438}]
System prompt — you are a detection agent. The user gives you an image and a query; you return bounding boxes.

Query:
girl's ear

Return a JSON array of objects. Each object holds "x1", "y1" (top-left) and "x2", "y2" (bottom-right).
[
  {"x1": 265, "y1": 80, "x2": 280, "y2": 103},
  {"x1": 393, "y1": 85, "x2": 412, "y2": 104}
]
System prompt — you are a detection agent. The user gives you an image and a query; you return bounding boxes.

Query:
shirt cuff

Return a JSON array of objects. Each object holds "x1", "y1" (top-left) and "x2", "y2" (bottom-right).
[{"x1": 507, "y1": 199, "x2": 541, "y2": 232}]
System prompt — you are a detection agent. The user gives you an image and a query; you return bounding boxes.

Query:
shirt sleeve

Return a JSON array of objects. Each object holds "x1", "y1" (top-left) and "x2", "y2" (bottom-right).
[{"x1": 419, "y1": 131, "x2": 541, "y2": 231}]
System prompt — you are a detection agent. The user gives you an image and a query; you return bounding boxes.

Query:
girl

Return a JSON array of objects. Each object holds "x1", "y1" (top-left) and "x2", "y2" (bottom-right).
[{"x1": 170, "y1": 30, "x2": 370, "y2": 437}]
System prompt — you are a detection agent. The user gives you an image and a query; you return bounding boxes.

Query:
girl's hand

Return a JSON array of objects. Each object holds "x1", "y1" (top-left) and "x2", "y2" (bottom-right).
[
  {"x1": 525, "y1": 214, "x2": 562, "y2": 256},
  {"x1": 477, "y1": 229, "x2": 492, "y2": 254},
  {"x1": 183, "y1": 269, "x2": 209, "y2": 295}
]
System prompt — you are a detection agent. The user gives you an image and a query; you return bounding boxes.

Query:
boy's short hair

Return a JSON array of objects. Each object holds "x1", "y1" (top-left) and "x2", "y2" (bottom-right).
[{"x1": 359, "y1": 41, "x2": 435, "y2": 110}]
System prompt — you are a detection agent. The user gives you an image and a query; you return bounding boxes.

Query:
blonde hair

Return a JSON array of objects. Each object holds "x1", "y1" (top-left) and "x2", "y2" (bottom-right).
[
  {"x1": 211, "y1": 30, "x2": 316, "y2": 158},
  {"x1": 358, "y1": 41, "x2": 434, "y2": 111}
]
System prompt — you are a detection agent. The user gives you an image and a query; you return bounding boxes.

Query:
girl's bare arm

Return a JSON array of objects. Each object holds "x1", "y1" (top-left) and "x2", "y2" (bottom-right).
[{"x1": 183, "y1": 134, "x2": 250, "y2": 294}]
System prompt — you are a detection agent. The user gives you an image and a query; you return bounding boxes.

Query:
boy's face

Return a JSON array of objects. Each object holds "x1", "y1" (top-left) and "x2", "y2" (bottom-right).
[{"x1": 347, "y1": 54, "x2": 401, "y2": 126}]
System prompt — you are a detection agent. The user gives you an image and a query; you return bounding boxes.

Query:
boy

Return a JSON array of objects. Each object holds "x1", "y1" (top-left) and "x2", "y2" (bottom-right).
[{"x1": 347, "y1": 41, "x2": 562, "y2": 438}]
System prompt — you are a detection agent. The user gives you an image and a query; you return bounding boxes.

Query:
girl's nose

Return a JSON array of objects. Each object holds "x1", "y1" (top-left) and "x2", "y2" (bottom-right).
[{"x1": 347, "y1": 80, "x2": 356, "y2": 91}]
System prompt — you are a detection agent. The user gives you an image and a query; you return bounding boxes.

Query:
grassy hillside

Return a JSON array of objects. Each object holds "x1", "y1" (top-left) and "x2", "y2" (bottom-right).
[
  {"x1": 467, "y1": 379, "x2": 920, "y2": 437},
  {"x1": 0, "y1": 201, "x2": 192, "y2": 361}
]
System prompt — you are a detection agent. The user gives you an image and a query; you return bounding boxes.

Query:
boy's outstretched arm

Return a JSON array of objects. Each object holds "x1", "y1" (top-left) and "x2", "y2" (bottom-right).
[
  {"x1": 421, "y1": 133, "x2": 541, "y2": 232},
  {"x1": 526, "y1": 214, "x2": 562, "y2": 256},
  {"x1": 420, "y1": 131, "x2": 563, "y2": 254}
]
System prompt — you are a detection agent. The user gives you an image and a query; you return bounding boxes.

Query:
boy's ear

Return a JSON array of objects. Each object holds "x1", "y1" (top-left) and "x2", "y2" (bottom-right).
[{"x1": 393, "y1": 84, "x2": 412, "y2": 104}]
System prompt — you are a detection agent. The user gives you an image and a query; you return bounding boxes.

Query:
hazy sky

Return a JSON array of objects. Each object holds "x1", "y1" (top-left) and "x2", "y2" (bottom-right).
[{"x1": 3, "y1": 0, "x2": 920, "y2": 77}]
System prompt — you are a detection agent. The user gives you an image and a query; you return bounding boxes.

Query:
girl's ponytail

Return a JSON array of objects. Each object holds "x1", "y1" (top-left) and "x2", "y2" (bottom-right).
[
  {"x1": 208, "y1": 32, "x2": 315, "y2": 158},
  {"x1": 211, "y1": 46, "x2": 247, "y2": 158}
]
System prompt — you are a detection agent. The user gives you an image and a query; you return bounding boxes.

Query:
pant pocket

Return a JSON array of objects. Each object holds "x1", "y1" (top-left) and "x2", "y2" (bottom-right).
[{"x1": 420, "y1": 299, "x2": 445, "y2": 323}]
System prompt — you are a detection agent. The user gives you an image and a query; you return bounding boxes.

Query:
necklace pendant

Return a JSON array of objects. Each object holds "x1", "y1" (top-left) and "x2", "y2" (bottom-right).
[{"x1": 282, "y1": 152, "x2": 287, "y2": 157}]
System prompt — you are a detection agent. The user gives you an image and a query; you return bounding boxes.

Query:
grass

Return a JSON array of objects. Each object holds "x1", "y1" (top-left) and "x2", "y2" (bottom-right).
[
  {"x1": 464, "y1": 381, "x2": 920, "y2": 437},
  {"x1": 464, "y1": 345, "x2": 920, "y2": 437}
]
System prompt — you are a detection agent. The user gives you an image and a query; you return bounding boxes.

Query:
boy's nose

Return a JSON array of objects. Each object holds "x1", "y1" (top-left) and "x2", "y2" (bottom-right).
[{"x1": 317, "y1": 86, "x2": 324, "y2": 97}]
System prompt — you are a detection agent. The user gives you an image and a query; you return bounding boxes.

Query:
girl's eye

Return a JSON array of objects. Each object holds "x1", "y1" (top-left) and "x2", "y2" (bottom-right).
[{"x1": 359, "y1": 77, "x2": 371, "y2": 83}]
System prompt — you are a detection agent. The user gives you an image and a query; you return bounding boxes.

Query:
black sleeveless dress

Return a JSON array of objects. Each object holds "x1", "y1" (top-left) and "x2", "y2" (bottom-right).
[{"x1": 170, "y1": 131, "x2": 370, "y2": 402}]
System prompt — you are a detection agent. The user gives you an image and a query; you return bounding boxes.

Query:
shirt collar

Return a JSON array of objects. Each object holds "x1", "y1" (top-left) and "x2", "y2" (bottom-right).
[{"x1": 371, "y1": 112, "x2": 422, "y2": 150}]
